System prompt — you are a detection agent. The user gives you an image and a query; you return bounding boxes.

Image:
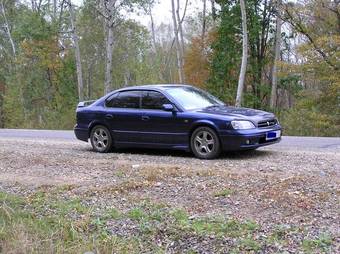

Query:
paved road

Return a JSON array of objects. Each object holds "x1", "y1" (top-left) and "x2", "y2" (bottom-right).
[{"x1": 0, "y1": 128, "x2": 339, "y2": 151}]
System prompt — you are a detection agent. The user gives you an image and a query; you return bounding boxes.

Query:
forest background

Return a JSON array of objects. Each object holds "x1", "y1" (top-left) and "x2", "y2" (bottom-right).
[{"x1": 0, "y1": 0, "x2": 339, "y2": 136}]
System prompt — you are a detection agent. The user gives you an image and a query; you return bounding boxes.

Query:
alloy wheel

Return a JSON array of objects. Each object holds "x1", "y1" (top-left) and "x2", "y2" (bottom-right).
[
  {"x1": 194, "y1": 130, "x2": 215, "y2": 156},
  {"x1": 90, "y1": 125, "x2": 112, "y2": 153},
  {"x1": 191, "y1": 126, "x2": 221, "y2": 159}
]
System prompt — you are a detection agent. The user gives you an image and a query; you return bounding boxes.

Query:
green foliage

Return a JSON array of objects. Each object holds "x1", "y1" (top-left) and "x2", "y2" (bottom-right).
[
  {"x1": 280, "y1": 87, "x2": 340, "y2": 137},
  {"x1": 301, "y1": 234, "x2": 333, "y2": 253},
  {"x1": 213, "y1": 188, "x2": 233, "y2": 197},
  {"x1": 208, "y1": 0, "x2": 275, "y2": 108},
  {"x1": 0, "y1": 0, "x2": 160, "y2": 129},
  {"x1": 278, "y1": 75, "x2": 302, "y2": 96},
  {"x1": 208, "y1": 0, "x2": 241, "y2": 103},
  {"x1": 0, "y1": 190, "x2": 336, "y2": 253},
  {"x1": 0, "y1": 0, "x2": 338, "y2": 137}
]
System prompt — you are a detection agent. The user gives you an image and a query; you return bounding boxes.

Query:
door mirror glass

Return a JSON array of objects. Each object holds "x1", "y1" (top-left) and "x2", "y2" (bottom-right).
[{"x1": 162, "y1": 104, "x2": 174, "y2": 111}]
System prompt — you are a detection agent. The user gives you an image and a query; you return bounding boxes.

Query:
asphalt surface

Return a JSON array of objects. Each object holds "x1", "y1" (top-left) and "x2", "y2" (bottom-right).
[{"x1": 0, "y1": 128, "x2": 339, "y2": 151}]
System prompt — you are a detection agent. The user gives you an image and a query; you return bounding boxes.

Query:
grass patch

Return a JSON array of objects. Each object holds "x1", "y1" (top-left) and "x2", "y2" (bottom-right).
[
  {"x1": 302, "y1": 233, "x2": 333, "y2": 253},
  {"x1": 128, "y1": 208, "x2": 147, "y2": 221},
  {"x1": 213, "y1": 188, "x2": 233, "y2": 197},
  {"x1": 238, "y1": 237, "x2": 261, "y2": 251},
  {"x1": 0, "y1": 191, "x2": 140, "y2": 253},
  {"x1": 0, "y1": 190, "x2": 335, "y2": 253}
]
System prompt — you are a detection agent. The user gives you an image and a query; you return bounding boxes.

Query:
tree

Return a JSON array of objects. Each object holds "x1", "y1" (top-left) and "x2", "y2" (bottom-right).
[
  {"x1": 201, "y1": 0, "x2": 207, "y2": 41},
  {"x1": 235, "y1": 0, "x2": 248, "y2": 107},
  {"x1": 68, "y1": 0, "x2": 84, "y2": 101},
  {"x1": 171, "y1": 0, "x2": 184, "y2": 83},
  {"x1": 0, "y1": 0, "x2": 16, "y2": 57},
  {"x1": 270, "y1": 0, "x2": 282, "y2": 108},
  {"x1": 209, "y1": 0, "x2": 277, "y2": 106},
  {"x1": 141, "y1": 0, "x2": 157, "y2": 50}
]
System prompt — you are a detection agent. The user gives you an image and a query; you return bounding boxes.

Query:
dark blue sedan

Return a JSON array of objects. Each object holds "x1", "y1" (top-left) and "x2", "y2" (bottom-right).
[{"x1": 74, "y1": 84, "x2": 281, "y2": 159}]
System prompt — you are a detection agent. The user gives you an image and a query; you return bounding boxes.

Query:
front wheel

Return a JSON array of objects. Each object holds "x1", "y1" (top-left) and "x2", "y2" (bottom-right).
[
  {"x1": 190, "y1": 127, "x2": 221, "y2": 159},
  {"x1": 90, "y1": 125, "x2": 113, "y2": 153}
]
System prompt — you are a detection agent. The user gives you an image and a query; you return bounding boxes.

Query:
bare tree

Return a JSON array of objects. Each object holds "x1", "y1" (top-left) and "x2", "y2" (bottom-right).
[
  {"x1": 282, "y1": 1, "x2": 339, "y2": 71},
  {"x1": 176, "y1": 0, "x2": 185, "y2": 59},
  {"x1": 170, "y1": 0, "x2": 188, "y2": 83},
  {"x1": 201, "y1": 0, "x2": 207, "y2": 41},
  {"x1": 270, "y1": 0, "x2": 282, "y2": 108},
  {"x1": 0, "y1": 1, "x2": 16, "y2": 57},
  {"x1": 104, "y1": 26, "x2": 114, "y2": 94},
  {"x1": 211, "y1": 0, "x2": 216, "y2": 24},
  {"x1": 141, "y1": 1, "x2": 157, "y2": 50},
  {"x1": 171, "y1": 0, "x2": 184, "y2": 83},
  {"x1": 68, "y1": 0, "x2": 84, "y2": 101},
  {"x1": 235, "y1": 0, "x2": 248, "y2": 107},
  {"x1": 97, "y1": 0, "x2": 126, "y2": 94},
  {"x1": 149, "y1": 4, "x2": 157, "y2": 50}
]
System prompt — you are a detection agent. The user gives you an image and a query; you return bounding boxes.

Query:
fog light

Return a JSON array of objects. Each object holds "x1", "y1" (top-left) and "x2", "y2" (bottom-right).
[{"x1": 245, "y1": 139, "x2": 250, "y2": 145}]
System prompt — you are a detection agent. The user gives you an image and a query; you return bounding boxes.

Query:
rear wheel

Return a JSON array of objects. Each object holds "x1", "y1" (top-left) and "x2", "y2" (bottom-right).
[
  {"x1": 190, "y1": 127, "x2": 221, "y2": 159},
  {"x1": 90, "y1": 125, "x2": 112, "y2": 153}
]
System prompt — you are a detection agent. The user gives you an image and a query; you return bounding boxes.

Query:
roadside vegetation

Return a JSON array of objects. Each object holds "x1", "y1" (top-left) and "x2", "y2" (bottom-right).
[
  {"x1": 0, "y1": 0, "x2": 339, "y2": 136},
  {"x1": 0, "y1": 188, "x2": 335, "y2": 253}
]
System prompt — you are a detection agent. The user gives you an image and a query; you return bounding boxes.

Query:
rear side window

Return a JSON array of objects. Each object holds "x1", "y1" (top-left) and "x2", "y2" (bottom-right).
[
  {"x1": 142, "y1": 91, "x2": 170, "y2": 110},
  {"x1": 106, "y1": 91, "x2": 141, "y2": 108}
]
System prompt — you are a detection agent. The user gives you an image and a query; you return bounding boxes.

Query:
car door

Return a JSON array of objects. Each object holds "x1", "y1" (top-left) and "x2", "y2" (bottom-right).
[
  {"x1": 104, "y1": 90, "x2": 143, "y2": 145},
  {"x1": 139, "y1": 90, "x2": 188, "y2": 146}
]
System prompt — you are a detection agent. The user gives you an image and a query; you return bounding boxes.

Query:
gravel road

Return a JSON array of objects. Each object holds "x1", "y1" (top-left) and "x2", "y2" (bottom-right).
[
  {"x1": 0, "y1": 129, "x2": 339, "y2": 252},
  {"x1": 1, "y1": 128, "x2": 340, "y2": 150}
]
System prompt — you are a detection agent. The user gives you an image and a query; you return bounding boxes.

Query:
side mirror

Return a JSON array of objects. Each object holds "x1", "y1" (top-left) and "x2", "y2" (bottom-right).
[{"x1": 162, "y1": 104, "x2": 175, "y2": 111}]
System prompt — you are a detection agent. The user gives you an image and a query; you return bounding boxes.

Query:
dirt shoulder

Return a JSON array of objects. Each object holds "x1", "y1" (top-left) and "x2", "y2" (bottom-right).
[{"x1": 0, "y1": 138, "x2": 339, "y2": 253}]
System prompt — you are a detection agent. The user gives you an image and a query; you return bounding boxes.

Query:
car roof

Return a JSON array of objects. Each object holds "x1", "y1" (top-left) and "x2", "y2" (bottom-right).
[{"x1": 116, "y1": 84, "x2": 193, "y2": 92}]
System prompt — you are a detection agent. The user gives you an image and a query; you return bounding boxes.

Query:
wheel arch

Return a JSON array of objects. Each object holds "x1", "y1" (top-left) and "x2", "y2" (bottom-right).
[
  {"x1": 188, "y1": 121, "x2": 221, "y2": 150},
  {"x1": 88, "y1": 120, "x2": 111, "y2": 138}
]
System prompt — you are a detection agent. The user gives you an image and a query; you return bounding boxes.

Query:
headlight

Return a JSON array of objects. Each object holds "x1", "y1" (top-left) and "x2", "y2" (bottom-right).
[{"x1": 230, "y1": 120, "x2": 255, "y2": 130}]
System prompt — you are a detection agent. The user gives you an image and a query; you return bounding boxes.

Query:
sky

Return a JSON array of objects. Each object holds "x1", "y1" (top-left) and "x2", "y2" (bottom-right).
[{"x1": 72, "y1": 0, "x2": 209, "y2": 26}]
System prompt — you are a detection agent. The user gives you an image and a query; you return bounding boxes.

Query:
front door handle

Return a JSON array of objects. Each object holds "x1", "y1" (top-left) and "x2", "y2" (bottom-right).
[
  {"x1": 105, "y1": 114, "x2": 114, "y2": 119},
  {"x1": 141, "y1": 115, "x2": 150, "y2": 121}
]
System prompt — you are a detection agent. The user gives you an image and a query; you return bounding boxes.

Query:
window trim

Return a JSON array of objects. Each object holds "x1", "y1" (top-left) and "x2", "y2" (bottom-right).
[
  {"x1": 104, "y1": 88, "x2": 181, "y2": 111},
  {"x1": 105, "y1": 90, "x2": 142, "y2": 109}
]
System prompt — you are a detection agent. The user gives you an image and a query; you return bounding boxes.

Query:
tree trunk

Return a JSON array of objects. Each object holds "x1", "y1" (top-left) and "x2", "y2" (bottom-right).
[
  {"x1": 53, "y1": 0, "x2": 57, "y2": 19},
  {"x1": 235, "y1": 0, "x2": 248, "y2": 107},
  {"x1": 69, "y1": 0, "x2": 84, "y2": 101},
  {"x1": 171, "y1": 0, "x2": 184, "y2": 83},
  {"x1": 149, "y1": 5, "x2": 157, "y2": 51},
  {"x1": 176, "y1": 0, "x2": 185, "y2": 56},
  {"x1": 211, "y1": 0, "x2": 216, "y2": 23},
  {"x1": 0, "y1": 1, "x2": 16, "y2": 57},
  {"x1": 270, "y1": 0, "x2": 282, "y2": 108},
  {"x1": 176, "y1": 0, "x2": 185, "y2": 82},
  {"x1": 104, "y1": 26, "x2": 114, "y2": 94},
  {"x1": 202, "y1": 0, "x2": 207, "y2": 41}
]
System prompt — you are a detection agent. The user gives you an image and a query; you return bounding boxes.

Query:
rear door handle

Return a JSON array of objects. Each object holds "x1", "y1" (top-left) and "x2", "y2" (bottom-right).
[
  {"x1": 141, "y1": 115, "x2": 150, "y2": 121},
  {"x1": 105, "y1": 114, "x2": 114, "y2": 119}
]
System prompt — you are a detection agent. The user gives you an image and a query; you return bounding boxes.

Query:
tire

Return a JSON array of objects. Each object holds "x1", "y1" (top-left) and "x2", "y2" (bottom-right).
[
  {"x1": 190, "y1": 126, "x2": 221, "y2": 159},
  {"x1": 90, "y1": 125, "x2": 113, "y2": 153}
]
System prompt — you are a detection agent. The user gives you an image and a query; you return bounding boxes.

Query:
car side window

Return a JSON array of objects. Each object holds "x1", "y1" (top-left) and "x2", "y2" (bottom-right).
[
  {"x1": 105, "y1": 93, "x2": 118, "y2": 107},
  {"x1": 106, "y1": 91, "x2": 141, "y2": 108},
  {"x1": 141, "y1": 91, "x2": 171, "y2": 110}
]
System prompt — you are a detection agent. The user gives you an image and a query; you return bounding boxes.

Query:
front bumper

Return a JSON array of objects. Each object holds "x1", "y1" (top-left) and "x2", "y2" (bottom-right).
[{"x1": 219, "y1": 126, "x2": 282, "y2": 151}]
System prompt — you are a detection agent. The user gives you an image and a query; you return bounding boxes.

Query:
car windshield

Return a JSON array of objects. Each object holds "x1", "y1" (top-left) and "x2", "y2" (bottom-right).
[{"x1": 166, "y1": 86, "x2": 224, "y2": 110}]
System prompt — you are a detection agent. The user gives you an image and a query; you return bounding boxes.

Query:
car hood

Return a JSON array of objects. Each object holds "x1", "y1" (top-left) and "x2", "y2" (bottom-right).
[{"x1": 196, "y1": 105, "x2": 275, "y2": 122}]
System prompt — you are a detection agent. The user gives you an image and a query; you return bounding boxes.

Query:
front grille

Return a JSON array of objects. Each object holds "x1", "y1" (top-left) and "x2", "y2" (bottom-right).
[{"x1": 258, "y1": 119, "x2": 277, "y2": 128}]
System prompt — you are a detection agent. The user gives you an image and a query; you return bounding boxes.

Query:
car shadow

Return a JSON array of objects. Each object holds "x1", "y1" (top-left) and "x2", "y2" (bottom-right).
[{"x1": 83, "y1": 147, "x2": 274, "y2": 160}]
